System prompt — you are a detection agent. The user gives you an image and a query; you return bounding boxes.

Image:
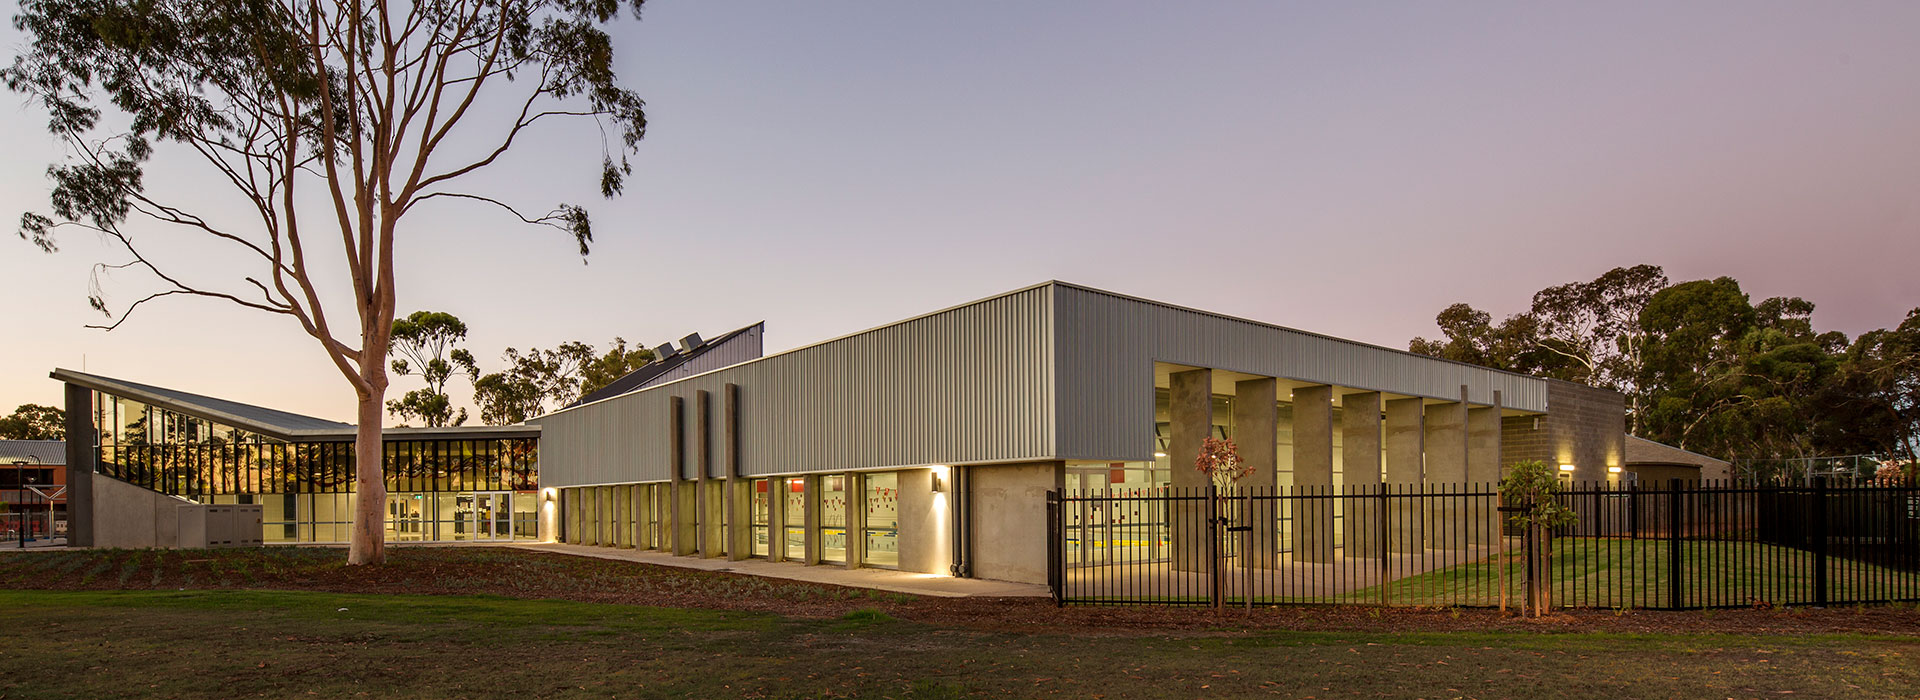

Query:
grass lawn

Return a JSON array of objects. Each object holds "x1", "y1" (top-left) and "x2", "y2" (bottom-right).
[
  {"x1": 1347, "y1": 537, "x2": 1920, "y2": 609},
  {"x1": 5, "y1": 588, "x2": 1920, "y2": 699}
]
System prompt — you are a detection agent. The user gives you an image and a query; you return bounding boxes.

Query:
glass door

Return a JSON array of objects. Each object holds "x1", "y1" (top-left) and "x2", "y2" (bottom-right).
[
  {"x1": 1064, "y1": 469, "x2": 1111, "y2": 566},
  {"x1": 463, "y1": 492, "x2": 512, "y2": 541}
]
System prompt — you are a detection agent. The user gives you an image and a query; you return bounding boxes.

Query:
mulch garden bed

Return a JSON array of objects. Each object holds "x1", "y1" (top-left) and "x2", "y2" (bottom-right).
[{"x1": 3, "y1": 546, "x2": 1916, "y2": 637}]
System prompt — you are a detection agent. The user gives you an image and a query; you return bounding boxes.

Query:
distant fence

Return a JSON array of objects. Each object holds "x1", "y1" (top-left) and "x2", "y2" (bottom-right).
[{"x1": 1046, "y1": 479, "x2": 1920, "y2": 610}]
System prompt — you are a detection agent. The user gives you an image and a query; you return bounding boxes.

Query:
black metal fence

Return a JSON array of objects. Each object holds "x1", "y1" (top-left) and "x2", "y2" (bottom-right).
[{"x1": 1046, "y1": 478, "x2": 1920, "y2": 610}]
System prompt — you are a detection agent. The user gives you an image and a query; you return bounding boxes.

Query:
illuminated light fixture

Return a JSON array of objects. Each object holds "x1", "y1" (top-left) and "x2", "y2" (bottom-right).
[
  {"x1": 930, "y1": 466, "x2": 949, "y2": 493},
  {"x1": 1558, "y1": 464, "x2": 1577, "y2": 472},
  {"x1": 1607, "y1": 466, "x2": 1623, "y2": 474},
  {"x1": 1154, "y1": 452, "x2": 1168, "y2": 458}
]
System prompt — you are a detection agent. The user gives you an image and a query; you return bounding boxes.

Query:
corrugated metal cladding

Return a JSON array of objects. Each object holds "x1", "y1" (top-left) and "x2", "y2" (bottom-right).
[
  {"x1": 637, "y1": 324, "x2": 764, "y2": 391},
  {"x1": 1051, "y1": 284, "x2": 1549, "y2": 462},
  {"x1": 532, "y1": 286, "x2": 1055, "y2": 488}
]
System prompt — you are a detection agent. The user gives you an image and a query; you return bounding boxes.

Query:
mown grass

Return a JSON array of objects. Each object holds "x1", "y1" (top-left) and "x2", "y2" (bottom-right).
[
  {"x1": 2, "y1": 589, "x2": 1917, "y2": 699},
  {"x1": 1345, "y1": 538, "x2": 1920, "y2": 608}
]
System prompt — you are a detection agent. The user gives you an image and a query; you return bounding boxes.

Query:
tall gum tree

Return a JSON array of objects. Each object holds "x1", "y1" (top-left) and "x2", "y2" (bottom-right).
[{"x1": 5, "y1": 0, "x2": 650, "y2": 564}]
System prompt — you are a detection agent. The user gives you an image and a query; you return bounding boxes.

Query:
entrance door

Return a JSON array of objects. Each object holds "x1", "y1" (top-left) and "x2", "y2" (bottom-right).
[
  {"x1": 464, "y1": 492, "x2": 513, "y2": 541},
  {"x1": 1065, "y1": 469, "x2": 1112, "y2": 566}
]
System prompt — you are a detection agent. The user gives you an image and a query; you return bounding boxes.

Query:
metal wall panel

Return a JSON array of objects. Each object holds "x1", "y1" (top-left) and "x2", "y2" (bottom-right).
[
  {"x1": 534, "y1": 286, "x2": 1055, "y2": 488},
  {"x1": 1051, "y1": 284, "x2": 1549, "y2": 462}
]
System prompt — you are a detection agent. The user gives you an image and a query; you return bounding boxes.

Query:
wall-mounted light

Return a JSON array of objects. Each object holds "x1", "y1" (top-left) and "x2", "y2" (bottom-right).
[
  {"x1": 1607, "y1": 466, "x2": 1623, "y2": 474},
  {"x1": 1153, "y1": 452, "x2": 1168, "y2": 458},
  {"x1": 1558, "y1": 464, "x2": 1577, "y2": 472},
  {"x1": 930, "y1": 466, "x2": 948, "y2": 493}
]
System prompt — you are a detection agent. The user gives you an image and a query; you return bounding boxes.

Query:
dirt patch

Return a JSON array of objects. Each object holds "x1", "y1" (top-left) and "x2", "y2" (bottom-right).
[{"x1": 3, "y1": 546, "x2": 1916, "y2": 637}]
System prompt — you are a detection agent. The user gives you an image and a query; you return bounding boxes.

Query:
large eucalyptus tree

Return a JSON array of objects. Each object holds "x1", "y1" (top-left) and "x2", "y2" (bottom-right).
[{"x1": 6, "y1": 0, "x2": 649, "y2": 564}]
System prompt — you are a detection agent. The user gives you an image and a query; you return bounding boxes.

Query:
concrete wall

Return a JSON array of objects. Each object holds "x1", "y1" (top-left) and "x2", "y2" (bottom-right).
[
  {"x1": 965, "y1": 461, "x2": 1062, "y2": 584},
  {"x1": 896, "y1": 467, "x2": 952, "y2": 576},
  {"x1": 1502, "y1": 380, "x2": 1627, "y2": 482},
  {"x1": 88, "y1": 473, "x2": 189, "y2": 549}
]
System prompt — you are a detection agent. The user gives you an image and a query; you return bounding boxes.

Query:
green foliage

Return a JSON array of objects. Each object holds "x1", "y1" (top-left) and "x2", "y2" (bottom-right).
[
  {"x1": 1498, "y1": 460, "x2": 1577, "y2": 530},
  {"x1": 1412, "y1": 266, "x2": 1920, "y2": 474},
  {"x1": 0, "y1": 404, "x2": 64, "y2": 440},
  {"x1": 473, "y1": 338, "x2": 656, "y2": 424},
  {"x1": 1411, "y1": 265, "x2": 1667, "y2": 395},
  {"x1": 386, "y1": 311, "x2": 478, "y2": 427},
  {"x1": 579, "y1": 338, "x2": 657, "y2": 398}
]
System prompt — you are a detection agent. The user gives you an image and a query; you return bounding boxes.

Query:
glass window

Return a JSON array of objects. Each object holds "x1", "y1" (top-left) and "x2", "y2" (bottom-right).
[
  {"x1": 513, "y1": 491, "x2": 539, "y2": 541},
  {"x1": 861, "y1": 473, "x2": 899, "y2": 569},
  {"x1": 783, "y1": 477, "x2": 806, "y2": 561},
  {"x1": 820, "y1": 476, "x2": 847, "y2": 564},
  {"x1": 750, "y1": 479, "x2": 770, "y2": 557}
]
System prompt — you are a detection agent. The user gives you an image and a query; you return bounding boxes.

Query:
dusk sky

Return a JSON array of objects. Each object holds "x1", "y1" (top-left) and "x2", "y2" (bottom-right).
[{"x1": 2, "y1": 1, "x2": 1917, "y2": 423}]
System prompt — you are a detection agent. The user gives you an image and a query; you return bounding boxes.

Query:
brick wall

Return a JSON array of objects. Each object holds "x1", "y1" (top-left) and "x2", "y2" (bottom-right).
[{"x1": 1497, "y1": 380, "x2": 1626, "y2": 483}]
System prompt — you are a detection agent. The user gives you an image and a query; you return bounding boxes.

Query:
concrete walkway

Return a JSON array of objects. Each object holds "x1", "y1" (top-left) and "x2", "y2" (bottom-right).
[{"x1": 509, "y1": 542, "x2": 1050, "y2": 599}]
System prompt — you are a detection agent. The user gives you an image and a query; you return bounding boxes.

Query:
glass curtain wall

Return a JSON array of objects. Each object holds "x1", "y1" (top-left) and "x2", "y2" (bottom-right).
[
  {"x1": 820, "y1": 475, "x2": 848, "y2": 564},
  {"x1": 783, "y1": 477, "x2": 806, "y2": 561},
  {"x1": 750, "y1": 478, "x2": 771, "y2": 557},
  {"x1": 861, "y1": 473, "x2": 899, "y2": 568},
  {"x1": 88, "y1": 389, "x2": 537, "y2": 544}
]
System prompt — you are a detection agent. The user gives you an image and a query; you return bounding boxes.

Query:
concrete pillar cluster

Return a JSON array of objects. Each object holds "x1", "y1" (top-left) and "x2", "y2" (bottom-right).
[{"x1": 1154, "y1": 368, "x2": 1509, "y2": 567}]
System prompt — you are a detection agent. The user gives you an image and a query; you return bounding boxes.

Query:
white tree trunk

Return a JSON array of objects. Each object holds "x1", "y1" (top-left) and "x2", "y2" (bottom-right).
[{"x1": 347, "y1": 373, "x2": 389, "y2": 565}]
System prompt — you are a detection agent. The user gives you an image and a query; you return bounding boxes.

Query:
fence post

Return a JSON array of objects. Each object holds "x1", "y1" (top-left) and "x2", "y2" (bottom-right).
[
  {"x1": 1046, "y1": 489, "x2": 1062, "y2": 607},
  {"x1": 1668, "y1": 479, "x2": 1684, "y2": 609},
  {"x1": 1377, "y1": 482, "x2": 1390, "y2": 607},
  {"x1": 1813, "y1": 476, "x2": 1829, "y2": 607},
  {"x1": 1208, "y1": 483, "x2": 1222, "y2": 609}
]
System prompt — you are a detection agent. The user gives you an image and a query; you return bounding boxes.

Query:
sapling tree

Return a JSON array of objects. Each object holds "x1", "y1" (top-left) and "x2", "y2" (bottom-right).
[
  {"x1": 1194, "y1": 436, "x2": 1250, "y2": 491},
  {"x1": 6, "y1": 0, "x2": 650, "y2": 564},
  {"x1": 1498, "y1": 459, "x2": 1578, "y2": 616}
]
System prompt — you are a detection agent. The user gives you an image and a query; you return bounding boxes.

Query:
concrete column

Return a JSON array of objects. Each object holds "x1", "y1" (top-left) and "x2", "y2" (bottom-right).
[
  {"x1": 1168, "y1": 369, "x2": 1213, "y2": 573},
  {"x1": 1424, "y1": 386, "x2": 1470, "y2": 550},
  {"x1": 615, "y1": 485, "x2": 631, "y2": 548},
  {"x1": 725, "y1": 384, "x2": 750, "y2": 561},
  {"x1": 803, "y1": 474, "x2": 822, "y2": 564},
  {"x1": 1385, "y1": 398, "x2": 1424, "y2": 553},
  {"x1": 63, "y1": 382, "x2": 95, "y2": 548},
  {"x1": 1468, "y1": 391, "x2": 1503, "y2": 548},
  {"x1": 1291, "y1": 385, "x2": 1335, "y2": 563},
  {"x1": 641, "y1": 483, "x2": 656, "y2": 548},
  {"x1": 667, "y1": 395, "x2": 693, "y2": 554},
  {"x1": 1234, "y1": 378, "x2": 1278, "y2": 569},
  {"x1": 845, "y1": 472, "x2": 865, "y2": 569},
  {"x1": 1341, "y1": 392, "x2": 1383, "y2": 558},
  {"x1": 590, "y1": 486, "x2": 605, "y2": 546}
]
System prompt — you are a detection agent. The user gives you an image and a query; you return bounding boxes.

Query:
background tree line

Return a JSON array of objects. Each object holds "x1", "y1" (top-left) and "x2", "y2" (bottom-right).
[
  {"x1": 385, "y1": 310, "x2": 656, "y2": 428},
  {"x1": 1409, "y1": 265, "x2": 1920, "y2": 476}
]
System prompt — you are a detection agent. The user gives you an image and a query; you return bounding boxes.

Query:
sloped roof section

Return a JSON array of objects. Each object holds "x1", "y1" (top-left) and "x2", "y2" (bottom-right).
[
  {"x1": 1626, "y1": 435, "x2": 1731, "y2": 469},
  {"x1": 49, "y1": 369, "x2": 540, "y2": 441},
  {"x1": 570, "y1": 322, "x2": 764, "y2": 407},
  {"x1": 0, "y1": 440, "x2": 65, "y2": 466},
  {"x1": 53, "y1": 369, "x2": 351, "y2": 439}
]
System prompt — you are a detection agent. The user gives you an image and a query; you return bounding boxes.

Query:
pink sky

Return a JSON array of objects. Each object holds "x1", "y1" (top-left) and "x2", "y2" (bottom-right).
[{"x1": 2, "y1": 2, "x2": 1916, "y2": 423}]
